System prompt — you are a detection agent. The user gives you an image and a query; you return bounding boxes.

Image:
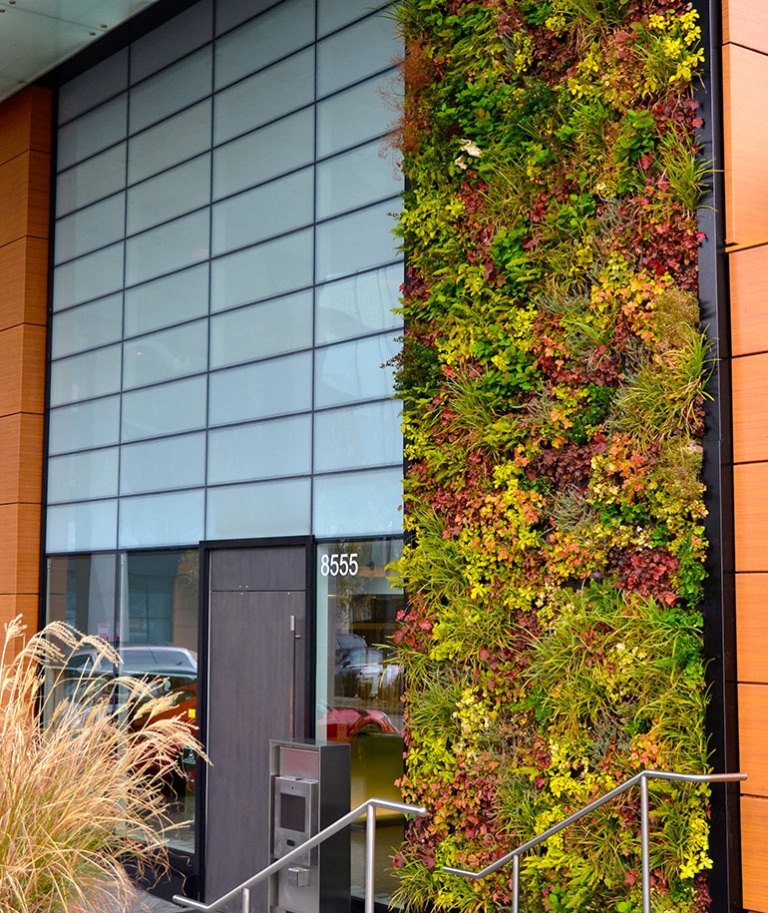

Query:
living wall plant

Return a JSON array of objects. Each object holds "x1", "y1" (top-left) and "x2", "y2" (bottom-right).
[{"x1": 391, "y1": 1, "x2": 711, "y2": 911}]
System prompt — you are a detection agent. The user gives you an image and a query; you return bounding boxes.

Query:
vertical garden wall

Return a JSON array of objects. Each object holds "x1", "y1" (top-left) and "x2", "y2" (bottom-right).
[{"x1": 391, "y1": 1, "x2": 712, "y2": 911}]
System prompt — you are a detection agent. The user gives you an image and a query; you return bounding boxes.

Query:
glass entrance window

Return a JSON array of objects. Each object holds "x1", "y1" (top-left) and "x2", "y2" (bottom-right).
[
  {"x1": 46, "y1": 549, "x2": 200, "y2": 855},
  {"x1": 315, "y1": 538, "x2": 404, "y2": 905}
]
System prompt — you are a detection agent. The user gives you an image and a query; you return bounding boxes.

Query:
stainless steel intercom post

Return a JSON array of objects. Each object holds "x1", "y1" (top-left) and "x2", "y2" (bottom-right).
[{"x1": 269, "y1": 740, "x2": 350, "y2": 913}]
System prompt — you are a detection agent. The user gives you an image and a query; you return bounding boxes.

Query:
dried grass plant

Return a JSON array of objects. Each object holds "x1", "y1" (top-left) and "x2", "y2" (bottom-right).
[{"x1": 0, "y1": 615, "x2": 205, "y2": 913}]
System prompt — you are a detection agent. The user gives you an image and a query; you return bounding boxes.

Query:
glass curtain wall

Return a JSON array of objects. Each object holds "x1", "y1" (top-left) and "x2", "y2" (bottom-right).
[{"x1": 47, "y1": 0, "x2": 404, "y2": 553}]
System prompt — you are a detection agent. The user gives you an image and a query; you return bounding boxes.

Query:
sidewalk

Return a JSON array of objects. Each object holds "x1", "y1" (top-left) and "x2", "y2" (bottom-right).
[{"x1": 117, "y1": 887, "x2": 182, "y2": 913}]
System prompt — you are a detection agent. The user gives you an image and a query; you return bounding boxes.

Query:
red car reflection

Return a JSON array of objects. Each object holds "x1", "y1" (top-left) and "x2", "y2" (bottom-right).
[{"x1": 323, "y1": 706, "x2": 399, "y2": 743}]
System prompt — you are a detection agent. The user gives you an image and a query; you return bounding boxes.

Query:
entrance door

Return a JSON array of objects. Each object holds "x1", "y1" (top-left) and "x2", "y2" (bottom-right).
[{"x1": 203, "y1": 543, "x2": 308, "y2": 909}]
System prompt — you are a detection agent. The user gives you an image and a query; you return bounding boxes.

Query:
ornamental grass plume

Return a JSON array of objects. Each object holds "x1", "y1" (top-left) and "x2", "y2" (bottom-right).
[{"x1": 0, "y1": 615, "x2": 205, "y2": 913}]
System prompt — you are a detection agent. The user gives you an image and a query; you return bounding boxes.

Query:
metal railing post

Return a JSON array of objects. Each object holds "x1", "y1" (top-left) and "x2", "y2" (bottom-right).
[
  {"x1": 641, "y1": 773, "x2": 650, "y2": 913},
  {"x1": 241, "y1": 887, "x2": 250, "y2": 913},
  {"x1": 365, "y1": 802, "x2": 377, "y2": 913},
  {"x1": 512, "y1": 853, "x2": 520, "y2": 913}
]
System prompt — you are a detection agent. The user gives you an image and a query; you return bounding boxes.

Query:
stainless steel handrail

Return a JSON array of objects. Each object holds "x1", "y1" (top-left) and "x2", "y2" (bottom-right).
[
  {"x1": 442, "y1": 769, "x2": 746, "y2": 913},
  {"x1": 172, "y1": 797, "x2": 426, "y2": 913}
]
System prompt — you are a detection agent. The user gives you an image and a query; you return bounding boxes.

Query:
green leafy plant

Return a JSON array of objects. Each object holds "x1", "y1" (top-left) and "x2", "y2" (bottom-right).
[{"x1": 0, "y1": 617, "x2": 205, "y2": 913}]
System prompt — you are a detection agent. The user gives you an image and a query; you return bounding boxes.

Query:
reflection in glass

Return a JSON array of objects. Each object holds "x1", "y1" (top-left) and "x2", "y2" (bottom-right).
[
  {"x1": 315, "y1": 538, "x2": 404, "y2": 902},
  {"x1": 315, "y1": 266, "x2": 402, "y2": 344}
]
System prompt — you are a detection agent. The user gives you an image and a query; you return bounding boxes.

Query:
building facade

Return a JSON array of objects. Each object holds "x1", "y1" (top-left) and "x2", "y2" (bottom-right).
[{"x1": 0, "y1": 0, "x2": 767, "y2": 910}]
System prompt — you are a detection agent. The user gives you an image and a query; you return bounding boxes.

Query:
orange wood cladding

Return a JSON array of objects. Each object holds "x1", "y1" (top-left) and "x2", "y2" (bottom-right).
[
  {"x1": 741, "y1": 796, "x2": 768, "y2": 911},
  {"x1": 0, "y1": 87, "x2": 51, "y2": 636},
  {"x1": 722, "y1": 45, "x2": 768, "y2": 247},
  {"x1": 739, "y1": 684, "x2": 768, "y2": 796},
  {"x1": 736, "y1": 575, "x2": 768, "y2": 685},
  {"x1": 732, "y1": 353, "x2": 768, "y2": 464},
  {"x1": 723, "y1": 0, "x2": 768, "y2": 54},
  {"x1": 733, "y1": 463, "x2": 768, "y2": 572},
  {"x1": 730, "y1": 245, "x2": 768, "y2": 357}
]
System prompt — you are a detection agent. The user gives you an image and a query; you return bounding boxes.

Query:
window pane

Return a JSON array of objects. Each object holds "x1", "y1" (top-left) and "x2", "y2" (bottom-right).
[
  {"x1": 212, "y1": 167, "x2": 313, "y2": 255},
  {"x1": 315, "y1": 266, "x2": 402, "y2": 345},
  {"x1": 313, "y1": 468, "x2": 403, "y2": 537},
  {"x1": 131, "y1": 0, "x2": 213, "y2": 83},
  {"x1": 206, "y1": 478, "x2": 311, "y2": 539},
  {"x1": 128, "y1": 100, "x2": 212, "y2": 184},
  {"x1": 48, "y1": 396, "x2": 121, "y2": 454},
  {"x1": 123, "y1": 321, "x2": 208, "y2": 390},
  {"x1": 316, "y1": 70, "x2": 395, "y2": 158},
  {"x1": 46, "y1": 500, "x2": 118, "y2": 552},
  {"x1": 119, "y1": 491, "x2": 205, "y2": 549},
  {"x1": 125, "y1": 264, "x2": 210, "y2": 338},
  {"x1": 211, "y1": 228, "x2": 312, "y2": 312},
  {"x1": 58, "y1": 50, "x2": 128, "y2": 124},
  {"x1": 57, "y1": 94, "x2": 127, "y2": 170},
  {"x1": 121, "y1": 376, "x2": 208, "y2": 441},
  {"x1": 130, "y1": 46, "x2": 213, "y2": 134},
  {"x1": 56, "y1": 144, "x2": 127, "y2": 217},
  {"x1": 214, "y1": 0, "x2": 314, "y2": 90},
  {"x1": 51, "y1": 294, "x2": 123, "y2": 359},
  {"x1": 126, "y1": 210, "x2": 210, "y2": 287},
  {"x1": 120, "y1": 433, "x2": 207, "y2": 494},
  {"x1": 315, "y1": 334, "x2": 398, "y2": 408},
  {"x1": 46, "y1": 554, "x2": 118, "y2": 637},
  {"x1": 317, "y1": 10, "x2": 400, "y2": 97},
  {"x1": 210, "y1": 292, "x2": 312, "y2": 369},
  {"x1": 317, "y1": 0, "x2": 392, "y2": 37},
  {"x1": 213, "y1": 48, "x2": 314, "y2": 145},
  {"x1": 316, "y1": 141, "x2": 402, "y2": 220},
  {"x1": 55, "y1": 193, "x2": 126, "y2": 264},
  {"x1": 209, "y1": 353, "x2": 311, "y2": 425},
  {"x1": 50, "y1": 345, "x2": 122, "y2": 406},
  {"x1": 315, "y1": 200, "x2": 401, "y2": 284},
  {"x1": 47, "y1": 448, "x2": 119, "y2": 503},
  {"x1": 215, "y1": 0, "x2": 281, "y2": 35},
  {"x1": 213, "y1": 108, "x2": 313, "y2": 200},
  {"x1": 53, "y1": 243, "x2": 124, "y2": 311},
  {"x1": 127, "y1": 154, "x2": 211, "y2": 236},
  {"x1": 208, "y1": 416, "x2": 311, "y2": 484},
  {"x1": 314, "y1": 401, "x2": 402, "y2": 473}
]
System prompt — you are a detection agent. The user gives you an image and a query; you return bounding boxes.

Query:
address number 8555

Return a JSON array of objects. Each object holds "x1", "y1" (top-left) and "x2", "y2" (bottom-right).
[{"x1": 320, "y1": 553, "x2": 359, "y2": 577}]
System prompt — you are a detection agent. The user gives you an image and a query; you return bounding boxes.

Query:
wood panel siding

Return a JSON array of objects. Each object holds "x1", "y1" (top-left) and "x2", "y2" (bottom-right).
[
  {"x1": 733, "y1": 463, "x2": 768, "y2": 572},
  {"x1": 732, "y1": 353, "x2": 768, "y2": 463},
  {"x1": 738, "y1": 685, "x2": 768, "y2": 796},
  {"x1": 723, "y1": 0, "x2": 768, "y2": 53},
  {"x1": 0, "y1": 86, "x2": 52, "y2": 638},
  {"x1": 722, "y1": 45, "x2": 768, "y2": 247},
  {"x1": 730, "y1": 245, "x2": 768, "y2": 357},
  {"x1": 741, "y1": 797, "x2": 768, "y2": 910},
  {"x1": 736, "y1": 575, "x2": 768, "y2": 685}
]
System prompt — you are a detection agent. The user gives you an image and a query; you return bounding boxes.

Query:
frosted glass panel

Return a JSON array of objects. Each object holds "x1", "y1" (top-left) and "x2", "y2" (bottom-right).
[
  {"x1": 120, "y1": 433, "x2": 206, "y2": 494},
  {"x1": 213, "y1": 109, "x2": 313, "y2": 199},
  {"x1": 214, "y1": 48, "x2": 314, "y2": 144},
  {"x1": 211, "y1": 228, "x2": 312, "y2": 311},
  {"x1": 50, "y1": 345, "x2": 122, "y2": 406},
  {"x1": 131, "y1": 0, "x2": 213, "y2": 83},
  {"x1": 215, "y1": 0, "x2": 281, "y2": 35},
  {"x1": 125, "y1": 264, "x2": 210, "y2": 338},
  {"x1": 127, "y1": 154, "x2": 211, "y2": 236},
  {"x1": 209, "y1": 352, "x2": 311, "y2": 425},
  {"x1": 313, "y1": 468, "x2": 402, "y2": 537},
  {"x1": 215, "y1": 0, "x2": 314, "y2": 89},
  {"x1": 315, "y1": 334, "x2": 398, "y2": 407},
  {"x1": 126, "y1": 210, "x2": 210, "y2": 286},
  {"x1": 119, "y1": 491, "x2": 205, "y2": 548},
  {"x1": 206, "y1": 479, "x2": 311, "y2": 539},
  {"x1": 315, "y1": 265, "x2": 402, "y2": 344},
  {"x1": 58, "y1": 49, "x2": 128, "y2": 124},
  {"x1": 123, "y1": 321, "x2": 208, "y2": 389},
  {"x1": 58, "y1": 94, "x2": 127, "y2": 170},
  {"x1": 316, "y1": 71, "x2": 394, "y2": 158},
  {"x1": 56, "y1": 144, "x2": 126, "y2": 217},
  {"x1": 51, "y1": 295, "x2": 123, "y2": 359},
  {"x1": 53, "y1": 243, "x2": 124, "y2": 311},
  {"x1": 128, "y1": 100, "x2": 212, "y2": 184},
  {"x1": 316, "y1": 200, "x2": 401, "y2": 283},
  {"x1": 208, "y1": 416, "x2": 311, "y2": 483},
  {"x1": 55, "y1": 193, "x2": 125, "y2": 264},
  {"x1": 47, "y1": 500, "x2": 118, "y2": 553},
  {"x1": 316, "y1": 141, "x2": 401, "y2": 220},
  {"x1": 121, "y1": 376, "x2": 208, "y2": 441},
  {"x1": 48, "y1": 397, "x2": 121, "y2": 454},
  {"x1": 210, "y1": 292, "x2": 312, "y2": 368},
  {"x1": 212, "y1": 168, "x2": 313, "y2": 255},
  {"x1": 130, "y1": 47, "x2": 213, "y2": 134},
  {"x1": 317, "y1": 10, "x2": 400, "y2": 97},
  {"x1": 314, "y1": 401, "x2": 402, "y2": 472},
  {"x1": 48, "y1": 449, "x2": 119, "y2": 503},
  {"x1": 317, "y1": 0, "x2": 391, "y2": 37}
]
